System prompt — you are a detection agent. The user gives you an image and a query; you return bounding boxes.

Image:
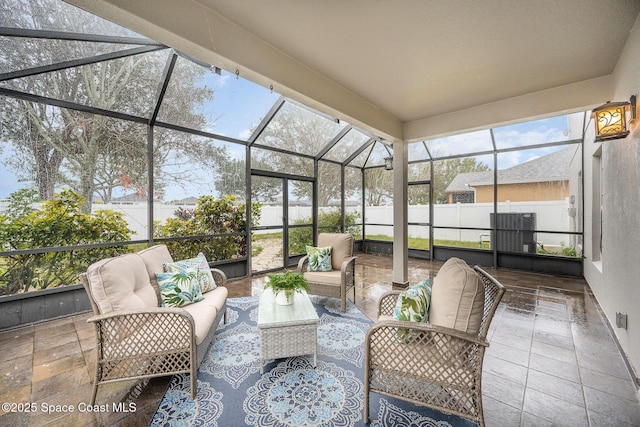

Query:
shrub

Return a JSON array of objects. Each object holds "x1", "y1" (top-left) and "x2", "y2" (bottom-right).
[
  {"x1": 0, "y1": 189, "x2": 132, "y2": 295},
  {"x1": 154, "y1": 195, "x2": 262, "y2": 262},
  {"x1": 288, "y1": 209, "x2": 361, "y2": 255}
]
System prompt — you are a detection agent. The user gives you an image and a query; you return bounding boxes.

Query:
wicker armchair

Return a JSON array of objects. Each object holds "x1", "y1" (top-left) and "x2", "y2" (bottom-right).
[
  {"x1": 297, "y1": 232, "x2": 357, "y2": 312},
  {"x1": 79, "y1": 246, "x2": 228, "y2": 405},
  {"x1": 364, "y1": 265, "x2": 505, "y2": 426}
]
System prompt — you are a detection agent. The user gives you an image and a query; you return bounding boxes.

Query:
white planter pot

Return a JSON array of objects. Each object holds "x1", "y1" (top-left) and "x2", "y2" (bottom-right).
[{"x1": 275, "y1": 290, "x2": 295, "y2": 305}]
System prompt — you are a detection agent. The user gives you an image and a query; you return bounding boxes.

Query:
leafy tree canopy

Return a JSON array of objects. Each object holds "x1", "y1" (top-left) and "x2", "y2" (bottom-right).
[{"x1": 0, "y1": 0, "x2": 217, "y2": 212}]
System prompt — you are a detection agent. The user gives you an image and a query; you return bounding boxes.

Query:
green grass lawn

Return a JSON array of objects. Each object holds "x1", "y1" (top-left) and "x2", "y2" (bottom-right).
[
  {"x1": 251, "y1": 232, "x2": 575, "y2": 256},
  {"x1": 252, "y1": 232, "x2": 490, "y2": 250},
  {"x1": 365, "y1": 234, "x2": 490, "y2": 250}
]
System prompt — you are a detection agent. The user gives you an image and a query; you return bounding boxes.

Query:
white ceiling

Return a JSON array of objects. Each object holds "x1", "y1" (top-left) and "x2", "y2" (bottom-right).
[
  {"x1": 68, "y1": 0, "x2": 640, "y2": 140},
  {"x1": 197, "y1": 0, "x2": 639, "y2": 122}
]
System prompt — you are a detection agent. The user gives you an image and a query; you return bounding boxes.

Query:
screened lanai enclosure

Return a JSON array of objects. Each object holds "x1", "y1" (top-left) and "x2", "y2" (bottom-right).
[{"x1": 0, "y1": 0, "x2": 584, "y2": 328}]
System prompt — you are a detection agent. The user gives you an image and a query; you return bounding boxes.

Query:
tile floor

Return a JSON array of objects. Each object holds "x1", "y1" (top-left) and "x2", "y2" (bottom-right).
[{"x1": 0, "y1": 254, "x2": 639, "y2": 426}]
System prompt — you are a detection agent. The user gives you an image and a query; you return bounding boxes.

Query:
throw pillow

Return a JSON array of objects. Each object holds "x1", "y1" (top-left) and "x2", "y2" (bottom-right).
[
  {"x1": 393, "y1": 279, "x2": 432, "y2": 342},
  {"x1": 156, "y1": 267, "x2": 204, "y2": 308},
  {"x1": 163, "y1": 252, "x2": 216, "y2": 293},
  {"x1": 306, "y1": 245, "x2": 332, "y2": 272}
]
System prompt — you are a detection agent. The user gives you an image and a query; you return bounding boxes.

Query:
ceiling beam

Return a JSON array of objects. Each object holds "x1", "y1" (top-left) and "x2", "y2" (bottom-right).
[{"x1": 404, "y1": 75, "x2": 613, "y2": 141}]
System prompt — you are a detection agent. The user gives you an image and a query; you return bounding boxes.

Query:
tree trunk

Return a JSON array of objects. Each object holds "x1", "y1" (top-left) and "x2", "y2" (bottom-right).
[
  {"x1": 79, "y1": 175, "x2": 95, "y2": 214},
  {"x1": 33, "y1": 142, "x2": 64, "y2": 201}
]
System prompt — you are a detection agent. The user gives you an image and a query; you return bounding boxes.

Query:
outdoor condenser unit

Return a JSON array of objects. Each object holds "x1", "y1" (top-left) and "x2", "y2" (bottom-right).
[{"x1": 490, "y1": 212, "x2": 536, "y2": 253}]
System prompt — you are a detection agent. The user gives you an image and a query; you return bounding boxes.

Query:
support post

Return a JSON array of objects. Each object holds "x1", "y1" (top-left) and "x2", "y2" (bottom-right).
[
  {"x1": 147, "y1": 124, "x2": 154, "y2": 246},
  {"x1": 392, "y1": 140, "x2": 409, "y2": 288}
]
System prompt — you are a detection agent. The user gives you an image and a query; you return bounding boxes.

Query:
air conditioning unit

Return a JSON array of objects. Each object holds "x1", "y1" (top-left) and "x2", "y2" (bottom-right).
[{"x1": 490, "y1": 213, "x2": 536, "y2": 253}]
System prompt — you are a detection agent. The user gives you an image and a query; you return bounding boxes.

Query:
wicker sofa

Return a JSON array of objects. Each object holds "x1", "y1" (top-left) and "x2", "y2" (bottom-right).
[{"x1": 79, "y1": 244, "x2": 228, "y2": 404}]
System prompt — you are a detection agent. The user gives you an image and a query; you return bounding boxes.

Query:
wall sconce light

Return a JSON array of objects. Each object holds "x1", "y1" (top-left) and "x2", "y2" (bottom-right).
[
  {"x1": 592, "y1": 95, "x2": 636, "y2": 141},
  {"x1": 384, "y1": 156, "x2": 393, "y2": 170}
]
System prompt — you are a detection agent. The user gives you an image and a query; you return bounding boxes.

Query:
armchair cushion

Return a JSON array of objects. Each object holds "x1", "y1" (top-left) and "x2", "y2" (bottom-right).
[
  {"x1": 305, "y1": 245, "x2": 332, "y2": 272},
  {"x1": 164, "y1": 252, "x2": 217, "y2": 293},
  {"x1": 199, "y1": 286, "x2": 229, "y2": 313},
  {"x1": 317, "y1": 233, "x2": 353, "y2": 271},
  {"x1": 429, "y1": 257, "x2": 484, "y2": 334},
  {"x1": 85, "y1": 253, "x2": 158, "y2": 314},
  {"x1": 303, "y1": 270, "x2": 342, "y2": 285}
]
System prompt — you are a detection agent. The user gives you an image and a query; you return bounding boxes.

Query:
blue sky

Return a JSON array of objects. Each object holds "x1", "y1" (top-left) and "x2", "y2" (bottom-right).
[
  {"x1": 156, "y1": 68, "x2": 279, "y2": 200},
  {"x1": 198, "y1": 69, "x2": 280, "y2": 141},
  {"x1": 412, "y1": 112, "x2": 584, "y2": 170},
  {"x1": 0, "y1": 144, "x2": 20, "y2": 199}
]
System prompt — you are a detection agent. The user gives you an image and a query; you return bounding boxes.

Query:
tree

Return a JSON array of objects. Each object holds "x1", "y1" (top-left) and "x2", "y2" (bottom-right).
[
  {"x1": 221, "y1": 104, "x2": 354, "y2": 205},
  {"x1": 365, "y1": 168, "x2": 393, "y2": 206},
  {"x1": 214, "y1": 154, "x2": 246, "y2": 199},
  {"x1": 0, "y1": 0, "x2": 216, "y2": 212},
  {"x1": 362, "y1": 157, "x2": 489, "y2": 206},
  {"x1": 214, "y1": 152, "x2": 281, "y2": 202},
  {"x1": 432, "y1": 157, "x2": 489, "y2": 204}
]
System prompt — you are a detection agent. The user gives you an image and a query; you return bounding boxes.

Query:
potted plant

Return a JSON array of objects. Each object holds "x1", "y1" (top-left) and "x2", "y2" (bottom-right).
[{"x1": 264, "y1": 270, "x2": 310, "y2": 305}]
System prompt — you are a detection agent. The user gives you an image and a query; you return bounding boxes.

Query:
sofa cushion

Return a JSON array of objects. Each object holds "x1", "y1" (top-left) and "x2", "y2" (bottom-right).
[
  {"x1": 164, "y1": 252, "x2": 216, "y2": 293},
  {"x1": 198, "y1": 286, "x2": 229, "y2": 313},
  {"x1": 181, "y1": 303, "x2": 219, "y2": 346},
  {"x1": 317, "y1": 233, "x2": 353, "y2": 271},
  {"x1": 86, "y1": 253, "x2": 158, "y2": 314},
  {"x1": 306, "y1": 245, "x2": 332, "y2": 272},
  {"x1": 429, "y1": 257, "x2": 485, "y2": 335},
  {"x1": 138, "y1": 245, "x2": 174, "y2": 303},
  {"x1": 304, "y1": 270, "x2": 342, "y2": 285}
]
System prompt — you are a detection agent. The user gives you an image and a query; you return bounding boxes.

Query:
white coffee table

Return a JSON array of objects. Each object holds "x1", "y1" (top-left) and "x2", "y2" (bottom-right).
[{"x1": 257, "y1": 288, "x2": 319, "y2": 373}]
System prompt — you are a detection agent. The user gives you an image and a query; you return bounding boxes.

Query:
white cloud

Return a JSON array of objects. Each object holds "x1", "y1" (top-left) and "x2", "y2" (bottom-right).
[
  {"x1": 215, "y1": 73, "x2": 230, "y2": 89},
  {"x1": 426, "y1": 130, "x2": 493, "y2": 157},
  {"x1": 238, "y1": 128, "x2": 252, "y2": 140},
  {"x1": 494, "y1": 128, "x2": 565, "y2": 148}
]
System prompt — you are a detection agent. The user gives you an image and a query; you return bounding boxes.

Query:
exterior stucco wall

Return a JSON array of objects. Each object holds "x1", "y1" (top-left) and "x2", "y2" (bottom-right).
[{"x1": 584, "y1": 16, "x2": 640, "y2": 382}]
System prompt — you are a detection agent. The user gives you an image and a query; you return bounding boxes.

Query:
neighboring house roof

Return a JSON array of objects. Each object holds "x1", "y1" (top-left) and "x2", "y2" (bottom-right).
[
  {"x1": 446, "y1": 147, "x2": 576, "y2": 193},
  {"x1": 262, "y1": 197, "x2": 312, "y2": 206},
  {"x1": 110, "y1": 193, "x2": 161, "y2": 203},
  {"x1": 446, "y1": 171, "x2": 493, "y2": 193},
  {"x1": 327, "y1": 199, "x2": 360, "y2": 207},
  {"x1": 171, "y1": 197, "x2": 199, "y2": 205}
]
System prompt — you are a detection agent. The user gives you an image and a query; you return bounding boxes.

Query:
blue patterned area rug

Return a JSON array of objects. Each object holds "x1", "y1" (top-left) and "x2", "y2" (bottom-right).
[{"x1": 149, "y1": 296, "x2": 476, "y2": 427}]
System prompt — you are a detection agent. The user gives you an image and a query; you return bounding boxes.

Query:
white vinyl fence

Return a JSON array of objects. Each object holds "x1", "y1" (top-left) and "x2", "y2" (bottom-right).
[
  {"x1": 239, "y1": 200, "x2": 576, "y2": 247},
  {"x1": 1, "y1": 199, "x2": 576, "y2": 249},
  {"x1": 364, "y1": 200, "x2": 576, "y2": 248}
]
